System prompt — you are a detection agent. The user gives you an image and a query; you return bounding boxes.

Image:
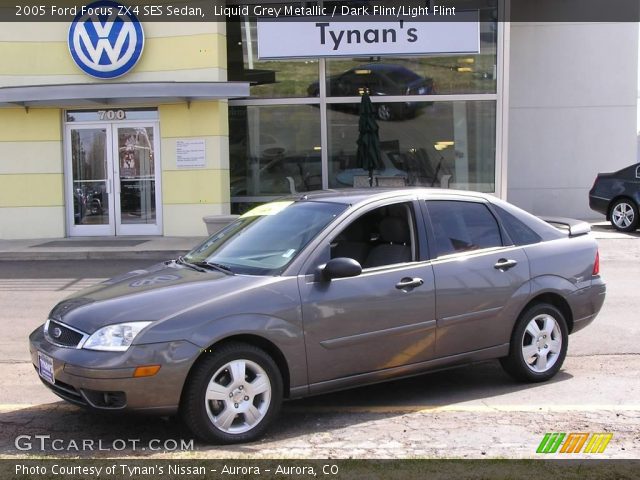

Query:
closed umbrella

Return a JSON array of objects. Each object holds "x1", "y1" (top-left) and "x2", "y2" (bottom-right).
[{"x1": 356, "y1": 91, "x2": 381, "y2": 187}]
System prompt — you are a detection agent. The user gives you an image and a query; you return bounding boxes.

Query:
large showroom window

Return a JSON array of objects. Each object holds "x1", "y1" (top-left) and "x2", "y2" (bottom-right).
[{"x1": 227, "y1": 0, "x2": 503, "y2": 213}]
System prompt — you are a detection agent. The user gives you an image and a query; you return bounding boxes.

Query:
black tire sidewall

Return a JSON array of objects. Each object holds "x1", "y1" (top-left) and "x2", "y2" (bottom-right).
[
  {"x1": 181, "y1": 343, "x2": 283, "y2": 444},
  {"x1": 508, "y1": 304, "x2": 568, "y2": 382}
]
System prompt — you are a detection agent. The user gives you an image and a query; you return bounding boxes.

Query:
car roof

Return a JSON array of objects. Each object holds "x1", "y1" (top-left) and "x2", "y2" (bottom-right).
[
  {"x1": 282, "y1": 188, "x2": 492, "y2": 207},
  {"x1": 353, "y1": 63, "x2": 412, "y2": 73}
]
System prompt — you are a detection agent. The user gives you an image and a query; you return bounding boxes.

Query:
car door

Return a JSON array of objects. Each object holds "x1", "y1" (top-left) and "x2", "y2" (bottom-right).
[
  {"x1": 298, "y1": 200, "x2": 437, "y2": 389},
  {"x1": 423, "y1": 199, "x2": 530, "y2": 358}
]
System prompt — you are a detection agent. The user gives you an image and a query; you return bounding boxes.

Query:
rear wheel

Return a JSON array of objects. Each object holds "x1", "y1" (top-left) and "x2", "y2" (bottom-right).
[
  {"x1": 181, "y1": 342, "x2": 283, "y2": 444},
  {"x1": 500, "y1": 303, "x2": 568, "y2": 382},
  {"x1": 610, "y1": 199, "x2": 639, "y2": 232}
]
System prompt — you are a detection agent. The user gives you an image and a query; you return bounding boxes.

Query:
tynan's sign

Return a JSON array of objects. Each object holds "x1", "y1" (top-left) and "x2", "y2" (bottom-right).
[
  {"x1": 68, "y1": 0, "x2": 144, "y2": 79},
  {"x1": 257, "y1": 14, "x2": 479, "y2": 59}
]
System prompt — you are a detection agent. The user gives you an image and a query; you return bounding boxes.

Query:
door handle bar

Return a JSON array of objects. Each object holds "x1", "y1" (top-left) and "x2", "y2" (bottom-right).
[
  {"x1": 395, "y1": 277, "x2": 424, "y2": 290},
  {"x1": 494, "y1": 259, "x2": 518, "y2": 271}
]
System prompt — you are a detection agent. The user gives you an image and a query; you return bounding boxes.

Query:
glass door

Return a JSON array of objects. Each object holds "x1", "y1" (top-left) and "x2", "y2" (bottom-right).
[
  {"x1": 66, "y1": 126, "x2": 115, "y2": 236},
  {"x1": 113, "y1": 124, "x2": 161, "y2": 235},
  {"x1": 65, "y1": 122, "x2": 161, "y2": 236}
]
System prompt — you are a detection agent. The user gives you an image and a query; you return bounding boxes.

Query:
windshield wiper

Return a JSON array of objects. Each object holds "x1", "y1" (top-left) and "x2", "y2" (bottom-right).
[
  {"x1": 174, "y1": 256, "x2": 207, "y2": 273},
  {"x1": 190, "y1": 261, "x2": 234, "y2": 275}
]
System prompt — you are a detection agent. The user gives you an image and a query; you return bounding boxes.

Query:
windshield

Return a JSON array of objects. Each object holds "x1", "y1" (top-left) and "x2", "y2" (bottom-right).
[{"x1": 184, "y1": 201, "x2": 347, "y2": 275}]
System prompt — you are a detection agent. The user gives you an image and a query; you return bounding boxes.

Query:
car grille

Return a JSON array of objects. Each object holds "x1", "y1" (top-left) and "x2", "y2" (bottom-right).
[{"x1": 46, "y1": 320, "x2": 85, "y2": 347}]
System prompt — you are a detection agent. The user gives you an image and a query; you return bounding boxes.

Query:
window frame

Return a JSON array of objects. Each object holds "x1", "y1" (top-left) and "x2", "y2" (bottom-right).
[{"x1": 226, "y1": 5, "x2": 508, "y2": 205}]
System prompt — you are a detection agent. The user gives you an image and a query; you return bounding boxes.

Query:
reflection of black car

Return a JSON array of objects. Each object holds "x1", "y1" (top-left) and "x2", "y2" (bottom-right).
[
  {"x1": 589, "y1": 163, "x2": 640, "y2": 232},
  {"x1": 308, "y1": 63, "x2": 435, "y2": 121},
  {"x1": 73, "y1": 184, "x2": 106, "y2": 223}
]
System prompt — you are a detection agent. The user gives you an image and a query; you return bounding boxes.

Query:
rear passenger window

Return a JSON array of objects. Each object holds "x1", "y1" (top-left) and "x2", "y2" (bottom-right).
[
  {"x1": 492, "y1": 205, "x2": 541, "y2": 246},
  {"x1": 427, "y1": 201, "x2": 503, "y2": 257}
]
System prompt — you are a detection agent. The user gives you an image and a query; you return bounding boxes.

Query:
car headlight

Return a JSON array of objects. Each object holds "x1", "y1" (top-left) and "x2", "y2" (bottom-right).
[{"x1": 83, "y1": 322, "x2": 152, "y2": 352}]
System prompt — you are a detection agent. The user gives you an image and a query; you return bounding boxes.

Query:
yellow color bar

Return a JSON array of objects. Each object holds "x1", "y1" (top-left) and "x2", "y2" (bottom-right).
[{"x1": 584, "y1": 433, "x2": 613, "y2": 453}]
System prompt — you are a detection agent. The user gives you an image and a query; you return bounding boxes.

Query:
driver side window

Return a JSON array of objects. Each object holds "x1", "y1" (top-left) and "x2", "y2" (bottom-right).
[{"x1": 330, "y1": 202, "x2": 417, "y2": 269}]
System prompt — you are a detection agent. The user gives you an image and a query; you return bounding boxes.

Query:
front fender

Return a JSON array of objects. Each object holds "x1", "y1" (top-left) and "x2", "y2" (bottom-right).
[{"x1": 186, "y1": 313, "x2": 307, "y2": 393}]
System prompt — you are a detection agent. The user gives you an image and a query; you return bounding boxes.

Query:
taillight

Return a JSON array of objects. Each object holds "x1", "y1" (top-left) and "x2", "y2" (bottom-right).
[{"x1": 592, "y1": 250, "x2": 600, "y2": 276}]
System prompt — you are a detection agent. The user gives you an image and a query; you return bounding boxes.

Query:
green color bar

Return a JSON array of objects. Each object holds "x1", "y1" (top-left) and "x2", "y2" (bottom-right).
[
  {"x1": 537, "y1": 433, "x2": 552, "y2": 453},
  {"x1": 537, "y1": 433, "x2": 566, "y2": 453},
  {"x1": 548, "y1": 433, "x2": 566, "y2": 453}
]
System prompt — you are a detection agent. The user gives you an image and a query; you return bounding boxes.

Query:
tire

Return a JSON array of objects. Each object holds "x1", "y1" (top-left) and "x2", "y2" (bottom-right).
[
  {"x1": 500, "y1": 303, "x2": 568, "y2": 383},
  {"x1": 180, "y1": 342, "x2": 283, "y2": 444},
  {"x1": 376, "y1": 104, "x2": 393, "y2": 121},
  {"x1": 609, "y1": 199, "x2": 639, "y2": 232}
]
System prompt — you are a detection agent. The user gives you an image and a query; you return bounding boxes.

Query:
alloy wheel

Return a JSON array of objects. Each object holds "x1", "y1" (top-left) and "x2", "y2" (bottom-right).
[
  {"x1": 521, "y1": 314, "x2": 562, "y2": 373},
  {"x1": 611, "y1": 202, "x2": 635, "y2": 229},
  {"x1": 204, "y1": 359, "x2": 271, "y2": 434},
  {"x1": 376, "y1": 105, "x2": 392, "y2": 121}
]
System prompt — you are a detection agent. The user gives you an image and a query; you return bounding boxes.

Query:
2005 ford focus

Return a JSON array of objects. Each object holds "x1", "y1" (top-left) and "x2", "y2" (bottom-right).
[{"x1": 29, "y1": 189, "x2": 606, "y2": 444}]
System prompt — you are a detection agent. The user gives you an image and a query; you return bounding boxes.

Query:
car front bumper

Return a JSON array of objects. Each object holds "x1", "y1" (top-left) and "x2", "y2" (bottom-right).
[{"x1": 29, "y1": 326, "x2": 202, "y2": 415}]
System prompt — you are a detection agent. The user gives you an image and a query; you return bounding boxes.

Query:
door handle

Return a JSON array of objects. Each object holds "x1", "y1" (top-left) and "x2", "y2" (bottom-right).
[
  {"x1": 494, "y1": 258, "x2": 518, "y2": 271},
  {"x1": 395, "y1": 277, "x2": 424, "y2": 290}
]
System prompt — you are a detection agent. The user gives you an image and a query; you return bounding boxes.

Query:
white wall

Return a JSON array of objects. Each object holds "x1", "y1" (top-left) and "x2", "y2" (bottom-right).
[{"x1": 507, "y1": 22, "x2": 639, "y2": 219}]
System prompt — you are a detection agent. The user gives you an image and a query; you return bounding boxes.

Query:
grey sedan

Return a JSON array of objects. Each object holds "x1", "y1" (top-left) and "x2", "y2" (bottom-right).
[{"x1": 29, "y1": 189, "x2": 606, "y2": 444}]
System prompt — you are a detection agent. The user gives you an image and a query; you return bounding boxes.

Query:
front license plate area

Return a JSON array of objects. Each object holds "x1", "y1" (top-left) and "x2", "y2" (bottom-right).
[{"x1": 38, "y1": 352, "x2": 55, "y2": 384}]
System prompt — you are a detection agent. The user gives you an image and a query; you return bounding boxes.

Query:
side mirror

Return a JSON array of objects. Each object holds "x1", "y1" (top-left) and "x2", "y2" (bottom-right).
[{"x1": 322, "y1": 257, "x2": 362, "y2": 281}]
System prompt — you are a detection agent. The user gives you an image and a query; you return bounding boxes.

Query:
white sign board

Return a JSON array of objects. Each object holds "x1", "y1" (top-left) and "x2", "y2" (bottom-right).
[
  {"x1": 176, "y1": 139, "x2": 206, "y2": 168},
  {"x1": 257, "y1": 14, "x2": 479, "y2": 59}
]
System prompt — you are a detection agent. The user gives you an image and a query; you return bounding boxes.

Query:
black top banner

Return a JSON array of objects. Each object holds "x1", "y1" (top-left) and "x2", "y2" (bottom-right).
[{"x1": 1, "y1": 0, "x2": 640, "y2": 22}]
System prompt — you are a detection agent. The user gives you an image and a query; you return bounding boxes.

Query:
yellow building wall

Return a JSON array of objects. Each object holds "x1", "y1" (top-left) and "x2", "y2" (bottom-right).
[
  {"x1": 0, "y1": 23, "x2": 227, "y2": 86},
  {"x1": 159, "y1": 101, "x2": 229, "y2": 236},
  {"x1": 0, "y1": 108, "x2": 65, "y2": 239},
  {"x1": 0, "y1": 22, "x2": 230, "y2": 238}
]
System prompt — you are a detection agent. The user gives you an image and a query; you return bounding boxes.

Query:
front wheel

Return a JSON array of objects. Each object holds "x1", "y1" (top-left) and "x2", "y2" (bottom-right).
[
  {"x1": 376, "y1": 104, "x2": 393, "y2": 121},
  {"x1": 610, "y1": 199, "x2": 639, "y2": 232},
  {"x1": 500, "y1": 303, "x2": 568, "y2": 382},
  {"x1": 181, "y1": 342, "x2": 283, "y2": 444}
]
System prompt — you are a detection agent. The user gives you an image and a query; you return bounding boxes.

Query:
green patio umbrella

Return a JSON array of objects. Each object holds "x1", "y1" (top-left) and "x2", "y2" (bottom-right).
[{"x1": 356, "y1": 91, "x2": 381, "y2": 187}]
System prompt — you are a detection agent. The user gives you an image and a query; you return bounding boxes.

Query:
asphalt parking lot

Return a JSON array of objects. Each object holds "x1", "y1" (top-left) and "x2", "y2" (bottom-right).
[{"x1": 0, "y1": 228, "x2": 639, "y2": 459}]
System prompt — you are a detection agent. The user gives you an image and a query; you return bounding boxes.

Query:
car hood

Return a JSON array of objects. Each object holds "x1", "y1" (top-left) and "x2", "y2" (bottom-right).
[{"x1": 48, "y1": 261, "x2": 276, "y2": 334}]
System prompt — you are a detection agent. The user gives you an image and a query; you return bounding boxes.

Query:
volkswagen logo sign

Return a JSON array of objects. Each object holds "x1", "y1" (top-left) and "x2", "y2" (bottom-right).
[
  {"x1": 52, "y1": 327, "x2": 63, "y2": 339},
  {"x1": 68, "y1": 0, "x2": 144, "y2": 79}
]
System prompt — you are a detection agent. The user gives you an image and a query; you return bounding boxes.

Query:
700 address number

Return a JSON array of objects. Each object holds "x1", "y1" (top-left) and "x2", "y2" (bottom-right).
[{"x1": 98, "y1": 110, "x2": 126, "y2": 121}]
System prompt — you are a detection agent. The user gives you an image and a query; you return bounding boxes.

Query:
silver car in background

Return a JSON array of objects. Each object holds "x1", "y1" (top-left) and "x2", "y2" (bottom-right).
[{"x1": 29, "y1": 189, "x2": 605, "y2": 444}]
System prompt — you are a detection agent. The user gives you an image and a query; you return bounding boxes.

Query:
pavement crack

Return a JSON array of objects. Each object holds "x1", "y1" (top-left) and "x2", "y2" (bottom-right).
[
  {"x1": 0, "y1": 360, "x2": 30, "y2": 364},
  {"x1": 567, "y1": 353, "x2": 640, "y2": 357}
]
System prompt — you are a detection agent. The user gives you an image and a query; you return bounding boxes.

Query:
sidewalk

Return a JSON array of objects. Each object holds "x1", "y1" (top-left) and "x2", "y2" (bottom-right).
[
  {"x1": 0, "y1": 236, "x2": 205, "y2": 261},
  {"x1": 0, "y1": 222, "x2": 636, "y2": 262}
]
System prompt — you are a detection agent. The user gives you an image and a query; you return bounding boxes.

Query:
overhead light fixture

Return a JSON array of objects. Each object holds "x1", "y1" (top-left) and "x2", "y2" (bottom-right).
[{"x1": 457, "y1": 67, "x2": 473, "y2": 73}]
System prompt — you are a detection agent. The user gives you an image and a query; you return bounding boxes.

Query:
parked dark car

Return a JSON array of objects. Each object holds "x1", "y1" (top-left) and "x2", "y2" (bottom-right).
[
  {"x1": 589, "y1": 163, "x2": 640, "y2": 232},
  {"x1": 30, "y1": 189, "x2": 605, "y2": 444},
  {"x1": 308, "y1": 63, "x2": 435, "y2": 120}
]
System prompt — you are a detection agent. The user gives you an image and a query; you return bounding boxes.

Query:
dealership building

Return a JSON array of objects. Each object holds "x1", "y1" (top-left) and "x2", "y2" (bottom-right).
[{"x1": 0, "y1": 1, "x2": 638, "y2": 239}]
